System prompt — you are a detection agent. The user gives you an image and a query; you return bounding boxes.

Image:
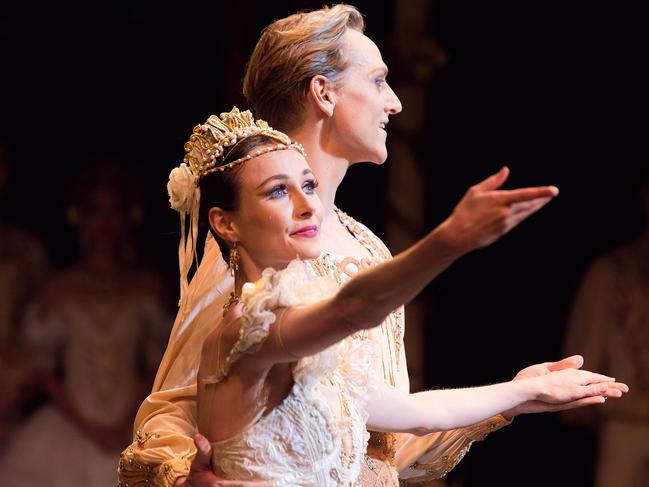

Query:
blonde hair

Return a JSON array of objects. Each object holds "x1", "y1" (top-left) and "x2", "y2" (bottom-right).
[{"x1": 243, "y1": 4, "x2": 365, "y2": 131}]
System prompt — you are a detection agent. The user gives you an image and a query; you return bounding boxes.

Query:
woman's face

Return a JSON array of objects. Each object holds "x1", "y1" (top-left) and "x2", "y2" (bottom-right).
[
  {"x1": 330, "y1": 29, "x2": 403, "y2": 165},
  {"x1": 228, "y1": 147, "x2": 323, "y2": 271}
]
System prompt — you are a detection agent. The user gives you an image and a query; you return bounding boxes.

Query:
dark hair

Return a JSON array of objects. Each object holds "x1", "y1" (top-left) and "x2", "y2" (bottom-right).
[{"x1": 198, "y1": 134, "x2": 281, "y2": 256}]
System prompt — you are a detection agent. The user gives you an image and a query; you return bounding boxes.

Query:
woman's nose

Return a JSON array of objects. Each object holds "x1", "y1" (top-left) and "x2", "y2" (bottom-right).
[{"x1": 293, "y1": 190, "x2": 315, "y2": 219}]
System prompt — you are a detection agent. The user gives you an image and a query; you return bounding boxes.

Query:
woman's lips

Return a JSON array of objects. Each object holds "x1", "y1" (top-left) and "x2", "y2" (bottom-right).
[{"x1": 291, "y1": 225, "x2": 319, "y2": 238}]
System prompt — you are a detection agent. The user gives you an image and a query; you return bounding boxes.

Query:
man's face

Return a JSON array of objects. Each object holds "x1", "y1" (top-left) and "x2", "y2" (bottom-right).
[{"x1": 329, "y1": 29, "x2": 402, "y2": 165}]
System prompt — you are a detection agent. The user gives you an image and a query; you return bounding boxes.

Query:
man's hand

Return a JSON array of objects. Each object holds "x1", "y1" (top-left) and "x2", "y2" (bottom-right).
[
  {"x1": 514, "y1": 355, "x2": 585, "y2": 381},
  {"x1": 438, "y1": 166, "x2": 559, "y2": 255},
  {"x1": 502, "y1": 355, "x2": 627, "y2": 419},
  {"x1": 173, "y1": 434, "x2": 216, "y2": 487},
  {"x1": 174, "y1": 435, "x2": 275, "y2": 487}
]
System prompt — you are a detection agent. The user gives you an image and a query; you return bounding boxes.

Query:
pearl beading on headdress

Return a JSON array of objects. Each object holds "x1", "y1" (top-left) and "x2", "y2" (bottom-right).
[
  {"x1": 215, "y1": 142, "x2": 307, "y2": 173},
  {"x1": 167, "y1": 107, "x2": 306, "y2": 309},
  {"x1": 182, "y1": 107, "x2": 306, "y2": 182}
]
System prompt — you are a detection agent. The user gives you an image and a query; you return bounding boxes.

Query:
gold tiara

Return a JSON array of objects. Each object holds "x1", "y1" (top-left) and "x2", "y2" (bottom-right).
[{"x1": 182, "y1": 107, "x2": 305, "y2": 182}]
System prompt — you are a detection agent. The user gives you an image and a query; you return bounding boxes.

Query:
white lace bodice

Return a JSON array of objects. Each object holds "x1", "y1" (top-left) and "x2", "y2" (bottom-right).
[{"x1": 206, "y1": 261, "x2": 377, "y2": 486}]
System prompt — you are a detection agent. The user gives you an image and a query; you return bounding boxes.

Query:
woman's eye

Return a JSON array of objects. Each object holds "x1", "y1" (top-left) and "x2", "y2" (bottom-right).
[
  {"x1": 375, "y1": 78, "x2": 386, "y2": 88},
  {"x1": 267, "y1": 184, "x2": 288, "y2": 199},
  {"x1": 302, "y1": 179, "x2": 319, "y2": 194}
]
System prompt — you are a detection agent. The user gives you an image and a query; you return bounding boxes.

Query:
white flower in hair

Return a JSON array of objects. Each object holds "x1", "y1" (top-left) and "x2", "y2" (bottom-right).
[{"x1": 167, "y1": 163, "x2": 196, "y2": 213}]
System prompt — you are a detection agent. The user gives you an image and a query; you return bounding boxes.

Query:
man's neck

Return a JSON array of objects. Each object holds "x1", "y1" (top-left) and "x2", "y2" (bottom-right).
[{"x1": 288, "y1": 123, "x2": 350, "y2": 223}]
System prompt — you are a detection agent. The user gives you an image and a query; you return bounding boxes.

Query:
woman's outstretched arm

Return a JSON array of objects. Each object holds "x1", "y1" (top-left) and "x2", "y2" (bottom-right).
[{"x1": 366, "y1": 370, "x2": 628, "y2": 436}]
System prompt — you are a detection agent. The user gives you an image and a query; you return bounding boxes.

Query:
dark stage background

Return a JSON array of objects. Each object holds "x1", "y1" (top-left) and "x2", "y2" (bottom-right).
[{"x1": 1, "y1": 1, "x2": 647, "y2": 486}]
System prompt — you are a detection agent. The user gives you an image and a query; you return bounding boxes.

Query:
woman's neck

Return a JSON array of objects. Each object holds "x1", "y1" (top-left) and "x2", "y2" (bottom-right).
[{"x1": 232, "y1": 251, "x2": 273, "y2": 295}]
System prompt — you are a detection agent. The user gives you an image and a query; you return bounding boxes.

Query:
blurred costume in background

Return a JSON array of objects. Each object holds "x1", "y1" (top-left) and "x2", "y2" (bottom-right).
[
  {"x1": 564, "y1": 171, "x2": 649, "y2": 487},
  {"x1": 0, "y1": 143, "x2": 49, "y2": 446},
  {"x1": 0, "y1": 226, "x2": 48, "y2": 442},
  {"x1": 0, "y1": 166, "x2": 171, "y2": 487},
  {"x1": 564, "y1": 240, "x2": 649, "y2": 487}
]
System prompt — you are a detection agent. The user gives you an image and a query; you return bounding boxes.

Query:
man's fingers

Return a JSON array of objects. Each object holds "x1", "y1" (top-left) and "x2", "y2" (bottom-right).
[
  {"x1": 473, "y1": 166, "x2": 510, "y2": 192},
  {"x1": 498, "y1": 186, "x2": 559, "y2": 205},
  {"x1": 193, "y1": 434, "x2": 212, "y2": 467},
  {"x1": 547, "y1": 396, "x2": 606, "y2": 412},
  {"x1": 544, "y1": 355, "x2": 584, "y2": 372}
]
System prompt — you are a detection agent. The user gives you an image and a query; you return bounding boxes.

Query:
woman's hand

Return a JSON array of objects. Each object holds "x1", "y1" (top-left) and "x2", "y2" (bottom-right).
[
  {"x1": 502, "y1": 355, "x2": 628, "y2": 418},
  {"x1": 531, "y1": 368, "x2": 627, "y2": 403},
  {"x1": 437, "y1": 166, "x2": 559, "y2": 255}
]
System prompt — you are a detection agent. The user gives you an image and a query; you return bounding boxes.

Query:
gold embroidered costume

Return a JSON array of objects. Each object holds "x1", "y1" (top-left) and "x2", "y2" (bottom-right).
[
  {"x1": 118, "y1": 108, "x2": 509, "y2": 486},
  {"x1": 118, "y1": 210, "x2": 509, "y2": 486}
]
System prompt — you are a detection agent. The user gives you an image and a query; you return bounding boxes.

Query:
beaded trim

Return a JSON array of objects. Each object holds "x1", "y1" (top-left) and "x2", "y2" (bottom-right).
[{"x1": 200, "y1": 142, "x2": 306, "y2": 181}]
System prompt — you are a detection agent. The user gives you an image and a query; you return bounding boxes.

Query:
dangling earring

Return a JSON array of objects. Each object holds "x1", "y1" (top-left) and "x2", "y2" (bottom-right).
[{"x1": 228, "y1": 242, "x2": 240, "y2": 276}]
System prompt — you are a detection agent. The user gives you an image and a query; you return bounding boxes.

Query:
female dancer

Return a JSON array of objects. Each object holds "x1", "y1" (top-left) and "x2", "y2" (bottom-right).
[
  {"x1": 120, "y1": 6, "x2": 601, "y2": 487},
  {"x1": 184, "y1": 109, "x2": 626, "y2": 485}
]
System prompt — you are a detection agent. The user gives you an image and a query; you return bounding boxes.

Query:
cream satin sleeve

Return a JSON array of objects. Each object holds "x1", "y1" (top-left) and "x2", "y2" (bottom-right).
[
  {"x1": 395, "y1": 415, "x2": 511, "y2": 481},
  {"x1": 118, "y1": 239, "x2": 234, "y2": 487},
  {"x1": 327, "y1": 211, "x2": 512, "y2": 482},
  {"x1": 392, "y1": 313, "x2": 511, "y2": 482}
]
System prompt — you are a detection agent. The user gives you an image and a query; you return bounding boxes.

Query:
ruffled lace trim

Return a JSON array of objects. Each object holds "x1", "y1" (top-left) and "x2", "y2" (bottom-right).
[
  {"x1": 334, "y1": 337, "x2": 380, "y2": 422},
  {"x1": 206, "y1": 260, "x2": 380, "y2": 485},
  {"x1": 205, "y1": 260, "x2": 337, "y2": 385}
]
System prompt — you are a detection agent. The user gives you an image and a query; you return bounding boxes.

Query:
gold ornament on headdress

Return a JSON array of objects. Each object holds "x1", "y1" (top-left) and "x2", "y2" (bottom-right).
[
  {"x1": 167, "y1": 107, "x2": 306, "y2": 308},
  {"x1": 182, "y1": 107, "x2": 306, "y2": 182}
]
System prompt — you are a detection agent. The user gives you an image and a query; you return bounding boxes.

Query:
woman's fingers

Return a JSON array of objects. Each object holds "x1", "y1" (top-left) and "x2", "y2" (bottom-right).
[
  {"x1": 488, "y1": 194, "x2": 554, "y2": 235},
  {"x1": 573, "y1": 369, "x2": 615, "y2": 385},
  {"x1": 606, "y1": 382, "x2": 630, "y2": 393},
  {"x1": 510, "y1": 196, "x2": 554, "y2": 216},
  {"x1": 604, "y1": 388, "x2": 623, "y2": 398},
  {"x1": 498, "y1": 186, "x2": 559, "y2": 205},
  {"x1": 582, "y1": 383, "x2": 610, "y2": 397},
  {"x1": 504, "y1": 200, "x2": 552, "y2": 231},
  {"x1": 580, "y1": 381, "x2": 629, "y2": 398},
  {"x1": 472, "y1": 166, "x2": 510, "y2": 192},
  {"x1": 539, "y1": 369, "x2": 628, "y2": 403}
]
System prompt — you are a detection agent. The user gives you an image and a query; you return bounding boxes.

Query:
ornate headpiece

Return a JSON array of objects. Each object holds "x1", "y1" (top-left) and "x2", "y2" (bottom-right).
[
  {"x1": 183, "y1": 107, "x2": 305, "y2": 182},
  {"x1": 166, "y1": 107, "x2": 305, "y2": 307}
]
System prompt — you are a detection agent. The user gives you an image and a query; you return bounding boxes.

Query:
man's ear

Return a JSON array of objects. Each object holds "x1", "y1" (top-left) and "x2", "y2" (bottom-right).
[
  {"x1": 208, "y1": 207, "x2": 239, "y2": 244},
  {"x1": 307, "y1": 75, "x2": 337, "y2": 118}
]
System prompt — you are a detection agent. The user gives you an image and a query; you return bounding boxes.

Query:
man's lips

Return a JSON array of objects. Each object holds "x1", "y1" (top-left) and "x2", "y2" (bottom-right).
[{"x1": 291, "y1": 225, "x2": 319, "y2": 238}]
